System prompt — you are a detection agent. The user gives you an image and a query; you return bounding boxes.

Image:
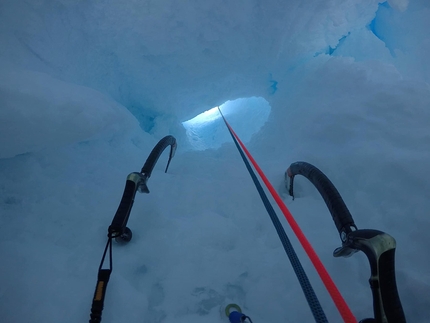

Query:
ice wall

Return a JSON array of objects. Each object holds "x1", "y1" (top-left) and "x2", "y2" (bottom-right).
[
  {"x1": 0, "y1": 0, "x2": 385, "y2": 138},
  {"x1": 0, "y1": 65, "x2": 139, "y2": 159},
  {"x1": 1, "y1": 0, "x2": 428, "y2": 156},
  {"x1": 1, "y1": 0, "x2": 430, "y2": 322}
]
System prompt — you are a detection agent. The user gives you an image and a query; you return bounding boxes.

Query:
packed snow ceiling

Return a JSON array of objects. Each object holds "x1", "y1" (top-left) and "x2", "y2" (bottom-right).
[{"x1": 1, "y1": 0, "x2": 428, "y2": 157}]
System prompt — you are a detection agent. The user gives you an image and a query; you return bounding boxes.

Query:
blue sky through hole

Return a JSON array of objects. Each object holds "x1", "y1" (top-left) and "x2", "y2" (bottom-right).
[{"x1": 182, "y1": 97, "x2": 271, "y2": 151}]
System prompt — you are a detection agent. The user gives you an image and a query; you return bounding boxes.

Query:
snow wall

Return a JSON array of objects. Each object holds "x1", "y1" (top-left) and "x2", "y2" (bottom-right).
[{"x1": 0, "y1": 0, "x2": 430, "y2": 322}]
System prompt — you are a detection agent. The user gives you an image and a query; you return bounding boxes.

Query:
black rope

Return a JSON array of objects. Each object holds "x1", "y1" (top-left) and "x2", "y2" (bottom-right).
[
  {"x1": 218, "y1": 108, "x2": 328, "y2": 323},
  {"x1": 98, "y1": 236, "x2": 113, "y2": 271}
]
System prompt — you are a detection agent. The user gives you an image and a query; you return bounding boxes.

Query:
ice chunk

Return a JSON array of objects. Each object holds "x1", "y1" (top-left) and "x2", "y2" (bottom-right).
[{"x1": 387, "y1": 0, "x2": 409, "y2": 12}]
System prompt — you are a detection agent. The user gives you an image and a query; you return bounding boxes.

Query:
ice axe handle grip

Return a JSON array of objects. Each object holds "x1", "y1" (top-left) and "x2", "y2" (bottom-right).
[
  {"x1": 109, "y1": 179, "x2": 137, "y2": 234},
  {"x1": 376, "y1": 249, "x2": 406, "y2": 323},
  {"x1": 89, "y1": 269, "x2": 111, "y2": 323},
  {"x1": 348, "y1": 230, "x2": 406, "y2": 323}
]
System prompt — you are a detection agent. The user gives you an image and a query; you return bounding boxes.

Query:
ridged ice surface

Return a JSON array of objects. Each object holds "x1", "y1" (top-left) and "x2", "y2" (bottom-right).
[{"x1": 0, "y1": 1, "x2": 429, "y2": 322}]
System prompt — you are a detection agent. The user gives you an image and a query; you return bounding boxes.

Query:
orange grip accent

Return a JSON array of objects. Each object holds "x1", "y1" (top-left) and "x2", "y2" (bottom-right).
[{"x1": 94, "y1": 281, "x2": 105, "y2": 301}]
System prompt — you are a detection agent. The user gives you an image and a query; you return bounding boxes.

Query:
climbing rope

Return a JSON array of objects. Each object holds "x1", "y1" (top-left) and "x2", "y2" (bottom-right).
[
  {"x1": 218, "y1": 107, "x2": 357, "y2": 323},
  {"x1": 217, "y1": 108, "x2": 329, "y2": 323}
]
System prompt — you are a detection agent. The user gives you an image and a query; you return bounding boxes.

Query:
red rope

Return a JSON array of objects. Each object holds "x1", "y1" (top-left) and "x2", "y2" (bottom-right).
[{"x1": 226, "y1": 122, "x2": 357, "y2": 323}]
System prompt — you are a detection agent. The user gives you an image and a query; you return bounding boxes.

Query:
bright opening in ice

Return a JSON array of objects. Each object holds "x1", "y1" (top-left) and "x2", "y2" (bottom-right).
[{"x1": 182, "y1": 97, "x2": 271, "y2": 150}]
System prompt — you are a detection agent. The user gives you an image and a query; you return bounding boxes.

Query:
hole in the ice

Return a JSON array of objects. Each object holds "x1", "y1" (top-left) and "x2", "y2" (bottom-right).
[{"x1": 182, "y1": 97, "x2": 271, "y2": 151}]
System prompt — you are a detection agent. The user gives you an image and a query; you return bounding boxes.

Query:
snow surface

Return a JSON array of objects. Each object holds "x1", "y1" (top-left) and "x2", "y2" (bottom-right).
[{"x1": 1, "y1": 0, "x2": 430, "y2": 322}]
